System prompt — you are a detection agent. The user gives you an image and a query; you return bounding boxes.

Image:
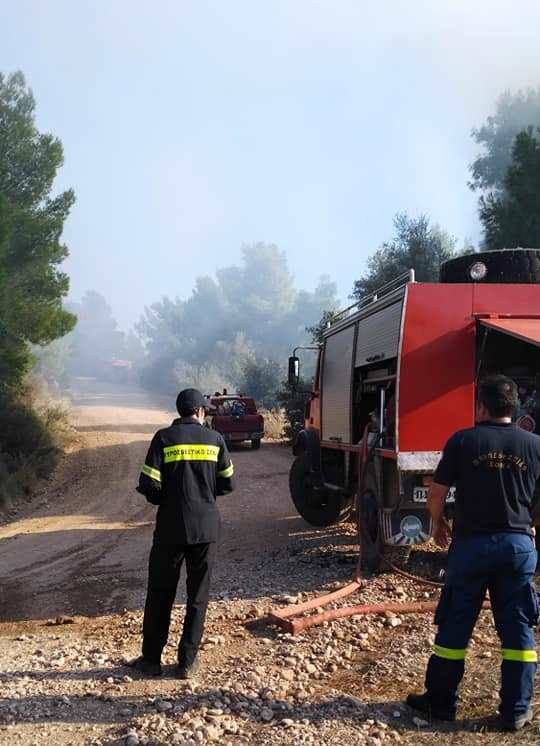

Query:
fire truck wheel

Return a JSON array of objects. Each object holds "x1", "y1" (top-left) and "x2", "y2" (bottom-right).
[
  {"x1": 251, "y1": 438, "x2": 261, "y2": 450},
  {"x1": 356, "y1": 467, "x2": 382, "y2": 572},
  {"x1": 289, "y1": 455, "x2": 353, "y2": 526}
]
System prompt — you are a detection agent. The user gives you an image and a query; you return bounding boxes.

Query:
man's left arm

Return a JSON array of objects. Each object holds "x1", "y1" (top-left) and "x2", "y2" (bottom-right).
[
  {"x1": 137, "y1": 433, "x2": 163, "y2": 505},
  {"x1": 216, "y1": 437, "x2": 235, "y2": 495}
]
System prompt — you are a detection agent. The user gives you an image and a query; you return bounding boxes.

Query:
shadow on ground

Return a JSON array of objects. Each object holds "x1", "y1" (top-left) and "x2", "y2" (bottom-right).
[{"x1": 0, "y1": 665, "x2": 521, "y2": 742}]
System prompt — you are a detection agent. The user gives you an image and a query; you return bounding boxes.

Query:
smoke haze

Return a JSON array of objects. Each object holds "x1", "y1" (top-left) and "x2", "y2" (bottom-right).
[{"x1": 1, "y1": 1, "x2": 540, "y2": 327}]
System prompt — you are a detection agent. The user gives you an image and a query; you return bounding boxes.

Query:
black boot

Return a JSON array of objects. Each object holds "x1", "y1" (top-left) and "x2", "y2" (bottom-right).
[
  {"x1": 176, "y1": 657, "x2": 201, "y2": 680},
  {"x1": 126, "y1": 656, "x2": 162, "y2": 677},
  {"x1": 406, "y1": 692, "x2": 456, "y2": 722},
  {"x1": 499, "y1": 708, "x2": 533, "y2": 732}
]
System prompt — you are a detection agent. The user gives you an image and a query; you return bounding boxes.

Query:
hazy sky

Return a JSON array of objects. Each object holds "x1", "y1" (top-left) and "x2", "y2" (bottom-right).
[{"x1": 2, "y1": 1, "x2": 540, "y2": 328}]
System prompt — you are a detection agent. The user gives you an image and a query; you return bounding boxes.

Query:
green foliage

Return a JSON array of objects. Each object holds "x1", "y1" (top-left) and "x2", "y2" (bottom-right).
[
  {"x1": 277, "y1": 380, "x2": 309, "y2": 443},
  {"x1": 31, "y1": 336, "x2": 73, "y2": 389},
  {"x1": 352, "y1": 213, "x2": 459, "y2": 299},
  {"x1": 479, "y1": 128, "x2": 540, "y2": 250},
  {"x1": 138, "y1": 244, "x2": 338, "y2": 395},
  {"x1": 307, "y1": 309, "x2": 340, "y2": 344},
  {"x1": 0, "y1": 71, "x2": 75, "y2": 505},
  {"x1": 470, "y1": 86, "x2": 540, "y2": 194},
  {"x1": 238, "y1": 358, "x2": 284, "y2": 408},
  {"x1": 0, "y1": 385, "x2": 71, "y2": 506},
  {"x1": 0, "y1": 71, "x2": 75, "y2": 394},
  {"x1": 0, "y1": 71, "x2": 66, "y2": 208}
]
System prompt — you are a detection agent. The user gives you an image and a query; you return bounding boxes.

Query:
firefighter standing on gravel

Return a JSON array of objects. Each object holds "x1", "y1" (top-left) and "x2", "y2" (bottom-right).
[
  {"x1": 129, "y1": 389, "x2": 235, "y2": 679},
  {"x1": 407, "y1": 375, "x2": 540, "y2": 731}
]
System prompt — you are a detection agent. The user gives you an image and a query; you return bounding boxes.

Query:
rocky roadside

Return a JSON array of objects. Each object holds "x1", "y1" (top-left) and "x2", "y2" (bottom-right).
[{"x1": 1, "y1": 536, "x2": 539, "y2": 745}]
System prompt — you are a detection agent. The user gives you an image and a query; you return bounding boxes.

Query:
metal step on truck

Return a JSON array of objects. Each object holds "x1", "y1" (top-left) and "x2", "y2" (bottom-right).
[{"x1": 287, "y1": 248, "x2": 540, "y2": 569}]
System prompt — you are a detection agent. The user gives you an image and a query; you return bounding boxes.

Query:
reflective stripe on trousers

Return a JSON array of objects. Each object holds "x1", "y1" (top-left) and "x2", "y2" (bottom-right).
[{"x1": 425, "y1": 532, "x2": 538, "y2": 718}]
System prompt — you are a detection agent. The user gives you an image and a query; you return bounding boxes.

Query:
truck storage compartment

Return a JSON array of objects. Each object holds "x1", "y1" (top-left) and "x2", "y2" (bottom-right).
[
  {"x1": 321, "y1": 325, "x2": 355, "y2": 443},
  {"x1": 477, "y1": 318, "x2": 540, "y2": 434},
  {"x1": 355, "y1": 298, "x2": 403, "y2": 367}
]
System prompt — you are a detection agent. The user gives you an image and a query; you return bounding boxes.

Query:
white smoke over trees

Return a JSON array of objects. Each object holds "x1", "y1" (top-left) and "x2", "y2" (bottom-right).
[
  {"x1": 470, "y1": 87, "x2": 540, "y2": 195},
  {"x1": 137, "y1": 243, "x2": 338, "y2": 397}
]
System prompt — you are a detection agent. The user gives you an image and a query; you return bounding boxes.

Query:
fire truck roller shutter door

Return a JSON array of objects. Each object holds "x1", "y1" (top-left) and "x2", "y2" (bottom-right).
[
  {"x1": 322, "y1": 325, "x2": 356, "y2": 443},
  {"x1": 355, "y1": 299, "x2": 404, "y2": 367}
]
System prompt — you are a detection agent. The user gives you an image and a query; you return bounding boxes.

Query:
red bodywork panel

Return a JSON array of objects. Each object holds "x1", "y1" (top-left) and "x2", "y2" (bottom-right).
[
  {"x1": 398, "y1": 284, "x2": 475, "y2": 453},
  {"x1": 398, "y1": 283, "x2": 540, "y2": 454}
]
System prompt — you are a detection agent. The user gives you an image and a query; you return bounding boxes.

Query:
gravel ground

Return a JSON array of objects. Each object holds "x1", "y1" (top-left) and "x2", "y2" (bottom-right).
[{"x1": 1, "y1": 381, "x2": 539, "y2": 745}]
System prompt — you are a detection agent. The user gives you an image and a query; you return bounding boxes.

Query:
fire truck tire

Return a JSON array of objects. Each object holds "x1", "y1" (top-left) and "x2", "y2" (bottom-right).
[
  {"x1": 356, "y1": 466, "x2": 382, "y2": 572},
  {"x1": 251, "y1": 438, "x2": 261, "y2": 450},
  {"x1": 440, "y1": 248, "x2": 540, "y2": 284},
  {"x1": 289, "y1": 455, "x2": 353, "y2": 526}
]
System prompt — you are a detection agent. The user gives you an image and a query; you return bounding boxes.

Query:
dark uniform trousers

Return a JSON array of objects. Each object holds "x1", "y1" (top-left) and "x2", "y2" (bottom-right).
[
  {"x1": 426, "y1": 532, "x2": 539, "y2": 719},
  {"x1": 142, "y1": 540, "x2": 216, "y2": 666}
]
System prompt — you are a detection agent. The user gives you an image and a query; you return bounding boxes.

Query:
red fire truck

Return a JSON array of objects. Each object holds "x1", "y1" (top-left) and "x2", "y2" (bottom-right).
[{"x1": 288, "y1": 249, "x2": 540, "y2": 568}]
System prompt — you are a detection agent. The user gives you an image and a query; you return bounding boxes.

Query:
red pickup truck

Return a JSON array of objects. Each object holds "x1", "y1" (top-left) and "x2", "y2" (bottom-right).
[{"x1": 207, "y1": 395, "x2": 265, "y2": 449}]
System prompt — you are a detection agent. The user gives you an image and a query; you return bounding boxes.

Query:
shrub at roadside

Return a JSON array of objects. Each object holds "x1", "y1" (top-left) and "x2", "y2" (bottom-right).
[
  {"x1": 0, "y1": 384, "x2": 73, "y2": 508},
  {"x1": 277, "y1": 381, "x2": 310, "y2": 444},
  {"x1": 261, "y1": 408, "x2": 286, "y2": 440}
]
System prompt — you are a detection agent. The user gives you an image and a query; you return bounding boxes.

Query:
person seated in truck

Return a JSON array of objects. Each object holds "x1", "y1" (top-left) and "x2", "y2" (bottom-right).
[{"x1": 230, "y1": 400, "x2": 246, "y2": 418}]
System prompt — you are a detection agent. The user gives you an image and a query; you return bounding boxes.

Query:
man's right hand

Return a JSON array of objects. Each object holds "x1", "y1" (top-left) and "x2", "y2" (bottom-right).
[{"x1": 433, "y1": 517, "x2": 452, "y2": 548}]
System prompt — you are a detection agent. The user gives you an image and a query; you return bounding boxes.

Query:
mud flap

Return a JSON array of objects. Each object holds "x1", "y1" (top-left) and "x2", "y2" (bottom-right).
[{"x1": 380, "y1": 508, "x2": 432, "y2": 546}]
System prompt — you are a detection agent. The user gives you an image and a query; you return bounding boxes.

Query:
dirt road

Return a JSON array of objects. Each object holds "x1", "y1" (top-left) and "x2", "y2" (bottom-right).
[
  {"x1": 0, "y1": 380, "x2": 298, "y2": 622},
  {"x1": 1, "y1": 382, "x2": 538, "y2": 745}
]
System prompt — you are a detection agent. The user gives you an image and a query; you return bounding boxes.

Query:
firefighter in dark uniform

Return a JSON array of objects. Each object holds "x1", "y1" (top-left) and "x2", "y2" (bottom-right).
[
  {"x1": 407, "y1": 375, "x2": 540, "y2": 731},
  {"x1": 129, "y1": 388, "x2": 234, "y2": 678}
]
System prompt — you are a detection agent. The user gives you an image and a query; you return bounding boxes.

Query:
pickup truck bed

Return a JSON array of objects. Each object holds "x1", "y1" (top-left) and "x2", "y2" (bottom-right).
[{"x1": 207, "y1": 395, "x2": 264, "y2": 449}]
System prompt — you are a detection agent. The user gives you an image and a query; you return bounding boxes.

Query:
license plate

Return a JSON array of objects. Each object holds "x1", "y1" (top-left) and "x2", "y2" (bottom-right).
[
  {"x1": 413, "y1": 486, "x2": 455, "y2": 503},
  {"x1": 229, "y1": 432, "x2": 248, "y2": 440}
]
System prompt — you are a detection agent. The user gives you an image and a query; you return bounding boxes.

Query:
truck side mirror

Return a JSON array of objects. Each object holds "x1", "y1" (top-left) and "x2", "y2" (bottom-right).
[{"x1": 288, "y1": 356, "x2": 300, "y2": 387}]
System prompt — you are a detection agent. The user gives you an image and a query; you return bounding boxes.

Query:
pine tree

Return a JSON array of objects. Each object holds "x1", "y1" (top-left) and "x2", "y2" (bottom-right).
[
  {"x1": 0, "y1": 72, "x2": 75, "y2": 392},
  {"x1": 479, "y1": 128, "x2": 540, "y2": 249}
]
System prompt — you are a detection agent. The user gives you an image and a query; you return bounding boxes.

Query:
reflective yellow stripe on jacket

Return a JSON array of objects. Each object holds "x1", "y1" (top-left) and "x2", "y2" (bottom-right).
[
  {"x1": 218, "y1": 463, "x2": 234, "y2": 478},
  {"x1": 141, "y1": 464, "x2": 161, "y2": 482},
  {"x1": 163, "y1": 444, "x2": 220, "y2": 463}
]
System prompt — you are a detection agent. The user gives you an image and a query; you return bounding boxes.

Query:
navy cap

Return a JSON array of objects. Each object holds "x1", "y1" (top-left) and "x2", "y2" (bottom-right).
[{"x1": 176, "y1": 388, "x2": 208, "y2": 414}]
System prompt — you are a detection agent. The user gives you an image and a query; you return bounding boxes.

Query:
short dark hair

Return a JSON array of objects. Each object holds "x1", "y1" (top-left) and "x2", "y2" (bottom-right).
[
  {"x1": 178, "y1": 406, "x2": 199, "y2": 418},
  {"x1": 478, "y1": 375, "x2": 518, "y2": 418}
]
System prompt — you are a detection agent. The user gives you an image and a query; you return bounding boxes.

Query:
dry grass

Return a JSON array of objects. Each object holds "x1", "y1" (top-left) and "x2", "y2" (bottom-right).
[{"x1": 261, "y1": 407, "x2": 286, "y2": 440}]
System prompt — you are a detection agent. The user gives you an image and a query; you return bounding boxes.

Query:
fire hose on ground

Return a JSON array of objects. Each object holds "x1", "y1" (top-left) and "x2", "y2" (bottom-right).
[
  {"x1": 263, "y1": 427, "x2": 490, "y2": 635},
  {"x1": 265, "y1": 560, "x2": 449, "y2": 636}
]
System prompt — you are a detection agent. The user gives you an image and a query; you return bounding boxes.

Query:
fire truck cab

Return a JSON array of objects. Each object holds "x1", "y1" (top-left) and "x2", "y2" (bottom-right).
[{"x1": 288, "y1": 249, "x2": 540, "y2": 568}]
